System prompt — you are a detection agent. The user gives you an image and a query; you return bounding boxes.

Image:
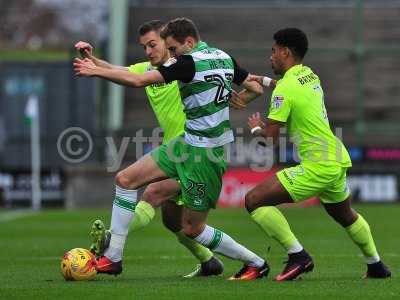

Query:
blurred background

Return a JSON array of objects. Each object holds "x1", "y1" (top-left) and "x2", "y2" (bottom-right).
[{"x1": 1, "y1": 0, "x2": 399, "y2": 210}]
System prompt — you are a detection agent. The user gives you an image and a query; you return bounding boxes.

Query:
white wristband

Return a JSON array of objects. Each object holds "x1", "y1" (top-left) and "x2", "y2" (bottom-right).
[
  {"x1": 262, "y1": 76, "x2": 272, "y2": 87},
  {"x1": 251, "y1": 126, "x2": 262, "y2": 135}
]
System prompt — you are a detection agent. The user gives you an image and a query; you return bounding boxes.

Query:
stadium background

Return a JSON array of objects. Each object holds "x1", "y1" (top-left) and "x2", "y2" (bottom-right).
[
  {"x1": 1, "y1": 0, "x2": 399, "y2": 208},
  {"x1": 0, "y1": 1, "x2": 399, "y2": 299}
]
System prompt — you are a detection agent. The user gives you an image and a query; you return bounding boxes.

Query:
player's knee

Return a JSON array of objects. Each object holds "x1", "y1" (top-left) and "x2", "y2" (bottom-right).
[
  {"x1": 335, "y1": 211, "x2": 358, "y2": 228},
  {"x1": 142, "y1": 184, "x2": 163, "y2": 206},
  {"x1": 245, "y1": 190, "x2": 259, "y2": 213},
  {"x1": 182, "y1": 223, "x2": 203, "y2": 238},
  {"x1": 115, "y1": 171, "x2": 134, "y2": 189}
]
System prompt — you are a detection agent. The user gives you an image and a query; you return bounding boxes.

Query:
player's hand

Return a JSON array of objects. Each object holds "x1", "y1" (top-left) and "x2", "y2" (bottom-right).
[
  {"x1": 74, "y1": 41, "x2": 94, "y2": 58},
  {"x1": 247, "y1": 74, "x2": 264, "y2": 85},
  {"x1": 248, "y1": 112, "x2": 265, "y2": 131},
  {"x1": 73, "y1": 58, "x2": 98, "y2": 77},
  {"x1": 247, "y1": 74, "x2": 276, "y2": 89},
  {"x1": 230, "y1": 90, "x2": 247, "y2": 109}
]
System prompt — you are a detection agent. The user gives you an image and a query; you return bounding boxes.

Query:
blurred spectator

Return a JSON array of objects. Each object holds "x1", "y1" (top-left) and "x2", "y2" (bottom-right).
[{"x1": 0, "y1": 0, "x2": 108, "y2": 49}]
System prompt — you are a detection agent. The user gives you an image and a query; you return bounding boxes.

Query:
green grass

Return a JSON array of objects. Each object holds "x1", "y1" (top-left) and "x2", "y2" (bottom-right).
[{"x1": 0, "y1": 205, "x2": 398, "y2": 299}]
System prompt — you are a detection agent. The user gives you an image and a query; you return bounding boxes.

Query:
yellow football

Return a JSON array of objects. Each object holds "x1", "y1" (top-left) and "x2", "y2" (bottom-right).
[{"x1": 61, "y1": 248, "x2": 97, "y2": 281}]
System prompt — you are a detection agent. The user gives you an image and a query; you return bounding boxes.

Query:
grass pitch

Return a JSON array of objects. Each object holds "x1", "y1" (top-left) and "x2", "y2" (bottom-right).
[{"x1": 0, "y1": 204, "x2": 398, "y2": 299}]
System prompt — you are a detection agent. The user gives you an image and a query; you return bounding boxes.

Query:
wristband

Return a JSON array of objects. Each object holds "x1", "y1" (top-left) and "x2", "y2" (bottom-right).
[
  {"x1": 251, "y1": 126, "x2": 262, "y2": 135},
  {"x1": 262, "y1": 76, "x2": 272, "y2": 87}
]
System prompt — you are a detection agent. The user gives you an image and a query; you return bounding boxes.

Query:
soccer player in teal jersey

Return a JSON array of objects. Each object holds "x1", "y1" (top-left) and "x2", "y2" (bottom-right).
[
  {"x1": 75, "y1": 20, "x2": 223, "y2": 277},
  {"x1": 74, "y1": 18, "x2": 271, "y2": 280},
  {"x1": 243, "y1": 28, "x2": 391, "y2": 281}
]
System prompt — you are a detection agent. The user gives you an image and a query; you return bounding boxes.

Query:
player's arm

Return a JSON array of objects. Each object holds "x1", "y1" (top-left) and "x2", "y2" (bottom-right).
[
  {"x1": 157, "y1": 56, "x2": 195, "y2": 84},
  {"x1": 229, "y1": 58, "x2": 274, "y2": 109},
  {"x1": 230, "y1": 78, "x2": 263, "y2": 109},
  {"x1": 231, "y1": 75, "x2": 277, "y2": 109},
  {"x1": 248, "y1": 86, "x2": 290, "y2": 143},
  {"x1": 247, "y1": 74, "x2": 277, "y2": 89},
  {"x1": 74, "y1": 41, "x2": 128, "y2": 71},
  {"x1": 248, "y1": 112, "x2": 284, "y2": 144},
  {"x1": 74, "y1": 58, "x2": 164, "y2": 87}
]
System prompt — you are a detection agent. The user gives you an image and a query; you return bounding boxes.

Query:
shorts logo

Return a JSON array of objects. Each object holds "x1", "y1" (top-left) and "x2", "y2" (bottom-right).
[
  {"x1": 194, "y1": 199, "x2": 203, "y2": 206},
  {"x1": 272, "y1": 95, "x2": 284, "y2": 110}
]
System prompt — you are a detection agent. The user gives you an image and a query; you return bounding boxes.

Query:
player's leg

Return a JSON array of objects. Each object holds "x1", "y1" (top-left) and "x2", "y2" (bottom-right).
[
  {"x1": 159, "y1": 199, "x2": 223, "y2": 277},
  {"x1": 127, "y1": 177, "x2": 221, "y2": 277},
  {"x1": 245, "y1": 175, "x2": 304, "y2": 254},
  {"x1": 129, "y1": 179, "x2": 182, "y2": 232},
  {"x1": 176, "y1": 144, "x2": 268, "y2": 280},
  {"x1": 181, "y1": 207, "x2": 268, "y2": 280},
  {"x1": 245, "y1": 165, "x2": 316, "y2": 281},
  {"x1": 93, "y1": 154, "x2": 169, "y2": 274},
  {"x1": 94, "y1": 137, "x2": 185, "y2": 274},
  {"x1": 320, "y1": 170, "x2": 391, "y2": 279}
]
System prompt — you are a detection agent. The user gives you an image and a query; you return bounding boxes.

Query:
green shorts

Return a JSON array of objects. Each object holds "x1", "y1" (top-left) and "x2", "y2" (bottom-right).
[
  {"x1": 276, "y1": 162, "x2": 351, "y2": 204},
  {"x1": 151, "y1": 136, "x2": 227, "y2": 211}
]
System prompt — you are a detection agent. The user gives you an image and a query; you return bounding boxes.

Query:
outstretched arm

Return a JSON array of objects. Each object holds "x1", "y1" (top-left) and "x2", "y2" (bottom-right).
[
  {"x1": 74, "y1": 41, "x2": 128, "y2": 71},
  {"x1": 73, "y1": 58, "x2": 164, "y2": 87}
]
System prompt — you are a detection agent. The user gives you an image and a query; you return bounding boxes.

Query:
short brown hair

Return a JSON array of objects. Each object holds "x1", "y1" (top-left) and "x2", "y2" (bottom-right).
[
  {"x1": 160, "y1": 17, "x2": 200, "y2": 43},
  {"x1": 138, "y1": 20, "x2": 164, "y2": 36}
]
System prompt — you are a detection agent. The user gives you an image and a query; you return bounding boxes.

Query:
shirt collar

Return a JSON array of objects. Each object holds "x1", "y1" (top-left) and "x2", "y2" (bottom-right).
[
  {"x1": 190, "y1": 41, "x2": 208, "y2": 53},
  {"x1": 283, "y1": 64, "x2": 303, "y2": 78}
]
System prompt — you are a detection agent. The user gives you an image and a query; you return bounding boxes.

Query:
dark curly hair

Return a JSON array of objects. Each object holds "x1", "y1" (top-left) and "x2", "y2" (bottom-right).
[{"x1": 273, "y1": 28, "x2": 308, "y2": 59}]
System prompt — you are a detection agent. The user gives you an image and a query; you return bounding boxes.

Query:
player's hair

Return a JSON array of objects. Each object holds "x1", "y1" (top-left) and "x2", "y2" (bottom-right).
[
  {"x1": 273, "y1": 28, "x2": 308, "y2": 60},
  {"x1": 160, "y1": 17, "x2": 200, "y2": 43},
  {"x1": 138, "y1": 20, "x2": 165, "y2": 36}
]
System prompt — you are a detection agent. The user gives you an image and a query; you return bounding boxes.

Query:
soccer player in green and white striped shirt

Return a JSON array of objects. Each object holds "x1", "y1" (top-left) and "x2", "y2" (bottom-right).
[
  {"x1": 75, "y1": 20, "x2": 225, "y2": 277},
  {"x1": 74, "y1": 17, "x2": 269, "y2": 280}
]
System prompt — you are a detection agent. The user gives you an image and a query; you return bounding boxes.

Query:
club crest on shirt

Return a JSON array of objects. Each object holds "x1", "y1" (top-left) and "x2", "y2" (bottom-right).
[
  {"x1": 163, "y1": 57, "x2": 177, "y2": 67},
  {"x1": 272, "y1": 95, "x2": 284, "y2": 109}
]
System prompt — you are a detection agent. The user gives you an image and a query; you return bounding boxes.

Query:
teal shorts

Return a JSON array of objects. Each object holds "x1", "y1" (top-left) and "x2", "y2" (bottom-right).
[
  {"x1": 151, "y1": 136, "x2": 227, "y2": 211},
  {"x1": 276, "y1": 162, "x2": 351, "y2": 203}
]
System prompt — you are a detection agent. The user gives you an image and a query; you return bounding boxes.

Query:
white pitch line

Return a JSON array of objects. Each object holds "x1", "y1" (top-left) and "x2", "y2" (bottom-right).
[{"x1": 0, "y1": 210, "x2": 37, "y2": 223}]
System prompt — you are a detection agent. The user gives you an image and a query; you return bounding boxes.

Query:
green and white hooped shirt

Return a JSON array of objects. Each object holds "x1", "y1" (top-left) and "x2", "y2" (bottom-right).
[{"x1": 158, "y1": 41, "x2": 249, "y2": 148}]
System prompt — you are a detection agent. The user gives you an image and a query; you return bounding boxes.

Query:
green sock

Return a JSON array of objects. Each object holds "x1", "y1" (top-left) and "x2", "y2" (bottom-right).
[
  {"x1": 129, "y1": 201, "x2": 155, "y2": 232},
  {"x1": 251, "y1": 206, "x2": 302, "y2": 253},
  {"x1": 345, "y1": 214, "x2": 380, "y2": 264},
  {"x1": 175, "y1": 231, "x2": 213, "y2": 263}
]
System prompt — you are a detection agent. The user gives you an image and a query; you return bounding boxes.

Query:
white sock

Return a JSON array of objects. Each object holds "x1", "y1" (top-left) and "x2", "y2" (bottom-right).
[
  {"x1": 104, "y1": 185, "x2": 137, "y2": 262},
  {"x1": 287, "y1": 240, "x2": 303, "y2": 254},
  {"x1": 366, "y1": 255, "x2": 380, "y2": 264},
  {"x1": 194, "y1": 225, "x2": 265, "y2": 267}
]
